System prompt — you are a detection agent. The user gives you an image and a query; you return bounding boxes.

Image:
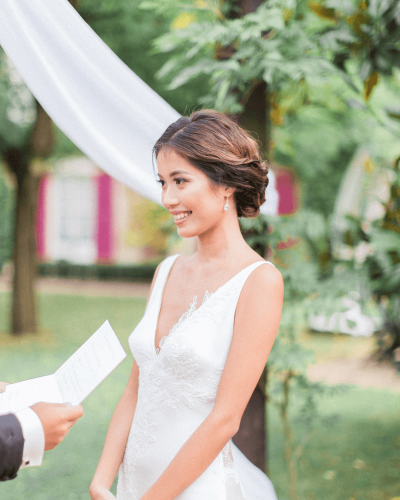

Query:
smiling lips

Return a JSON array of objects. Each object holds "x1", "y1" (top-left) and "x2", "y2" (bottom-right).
[{"x1": 173, "y1": 211, "x2": 192, "y2": 223}]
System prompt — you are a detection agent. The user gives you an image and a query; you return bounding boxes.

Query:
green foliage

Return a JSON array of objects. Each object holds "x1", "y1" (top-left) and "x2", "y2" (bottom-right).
[
  {"x1": 0, "y1": 51, "x2": 35, "y2": 153},
  {"x1": 330, "y1": 161, "x2": 400, "y2": 298},
  {"x1": 242, "y1": 209, "x2": 331, "y2": 287},
  {"x1": 313, "y1": 0, "x2": 400, "y2": 95},
  {"x1": 145, "y1": 0, "x2": 399, "y2": 121},
  {"x1": 374, "y1": 295, "x2": 400, "y2": 361},
  {"x1": 38, "y1": 260, "x2": 159, "y2": 281},
  {"x1": 51, "y1": 127, "x2": 83, "y2": 159},
  {"x1": 273, "y1": 105, "x2": 360, "y2": 216},
  {"x1": 147, "y1": 0, "x2": 337, "y2": 114},
  {"x1": 369, "y1": 227, "x2": 400, "y2": 295}
]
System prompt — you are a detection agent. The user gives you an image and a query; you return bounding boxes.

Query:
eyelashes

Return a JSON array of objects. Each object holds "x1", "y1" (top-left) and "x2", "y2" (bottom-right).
[
  {"x1": 157, "y1": 178, "x2": 187, "y2": 187},
  {"x1": 174, "y1": 178, "x2": 187, "y2": 185}
]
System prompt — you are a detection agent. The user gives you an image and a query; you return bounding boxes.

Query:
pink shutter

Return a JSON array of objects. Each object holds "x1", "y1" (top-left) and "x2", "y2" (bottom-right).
[
  {"x1": 96, "y1": 173, "x2": 113, "y2": 262},
  {"x1": 276, "y1": 168, "x2": 299, "y2": 215}
]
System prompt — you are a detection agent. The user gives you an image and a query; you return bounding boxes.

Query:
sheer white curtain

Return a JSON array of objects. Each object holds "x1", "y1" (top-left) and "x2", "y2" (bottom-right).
[{"x1": 0, "y1": 0, "x2": 278, "y2": 214}]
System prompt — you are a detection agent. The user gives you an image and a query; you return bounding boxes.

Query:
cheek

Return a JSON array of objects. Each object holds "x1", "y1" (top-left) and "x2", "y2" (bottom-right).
[{"x1": 192, "y1": 187, "x2": 222, "y2": 218}]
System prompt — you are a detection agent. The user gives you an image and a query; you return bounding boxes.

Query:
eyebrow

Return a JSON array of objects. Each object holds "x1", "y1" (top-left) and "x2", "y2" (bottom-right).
[{"x1": 158, "y1": 170, "x2": 191, "y2": 179}]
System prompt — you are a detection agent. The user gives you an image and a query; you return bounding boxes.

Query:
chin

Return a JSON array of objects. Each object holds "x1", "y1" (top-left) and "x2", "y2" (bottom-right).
[
  {"x1": 175, "y1": 219, "x2": 203, "y2": 238},
  {"x1": 176, "y1": 226, "x2": 199, "y2": 239},
  {"x1": 179, "y1": 220, "x2": 219, "y2": 239}
]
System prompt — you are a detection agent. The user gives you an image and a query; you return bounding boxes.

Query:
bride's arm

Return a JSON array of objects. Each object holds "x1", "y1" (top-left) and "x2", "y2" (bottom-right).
[
  {"x1": 90, "y1": 265, "x2": 162, "y2": 499},
  {"x1": 139, "y1": 263, "x2": 284, "y2": 500},
  {"x1": 89, "y1": 361, "x2": 139, "y2": 499}
]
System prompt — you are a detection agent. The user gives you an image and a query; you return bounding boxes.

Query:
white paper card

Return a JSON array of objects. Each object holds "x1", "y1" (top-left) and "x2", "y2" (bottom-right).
[
  {"x1": 55, "y1": 320, "x2": 127, "y2": 405},
  {"x1": 0, "y1": 375, "x2": 63, "y2": 414},
  {"x1": 0, "y1": 320, "x2": 126, "y2": 414}
]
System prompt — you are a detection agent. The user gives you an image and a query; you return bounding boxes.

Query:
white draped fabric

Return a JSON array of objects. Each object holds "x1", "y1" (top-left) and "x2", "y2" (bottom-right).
[{"x1": 0, "y1": 0, "x2": 278, "y2": 214}]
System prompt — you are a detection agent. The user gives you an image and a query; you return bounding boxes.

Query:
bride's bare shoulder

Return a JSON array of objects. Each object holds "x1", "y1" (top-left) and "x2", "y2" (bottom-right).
[{"x1": 243, "y1": 259, "x2": 283, "y2": 300}]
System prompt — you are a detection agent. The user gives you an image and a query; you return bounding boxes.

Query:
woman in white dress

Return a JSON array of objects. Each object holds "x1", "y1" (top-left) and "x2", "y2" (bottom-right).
[{"x1": 90, "y1": 110, "x2": 284, "y2": 500}]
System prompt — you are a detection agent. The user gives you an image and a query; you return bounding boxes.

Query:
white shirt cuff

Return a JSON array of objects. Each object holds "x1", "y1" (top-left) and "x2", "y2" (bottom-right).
[{"x1": 14, "y1": 407, "x2": 45, "y2": 468}]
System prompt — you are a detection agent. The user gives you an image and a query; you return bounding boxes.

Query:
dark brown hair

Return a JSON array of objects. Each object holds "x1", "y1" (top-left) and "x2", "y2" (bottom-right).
[{"x1": 153, "y1": 110, "x2": 269, "y2": 218}]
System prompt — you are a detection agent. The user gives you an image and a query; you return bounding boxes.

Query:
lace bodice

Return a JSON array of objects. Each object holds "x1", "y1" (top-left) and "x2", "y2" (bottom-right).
[
  {"x1": 155, "y1": 290, "x2": 213, "y2": 355},
  {"x1": 116, "y1": 254, "x2": 277, "y2": 500}
]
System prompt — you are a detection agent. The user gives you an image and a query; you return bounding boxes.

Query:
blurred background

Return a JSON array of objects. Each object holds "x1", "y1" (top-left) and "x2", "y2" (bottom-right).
[{"x1": 0, "y1": 0, "x2": 400, "y2": 499}]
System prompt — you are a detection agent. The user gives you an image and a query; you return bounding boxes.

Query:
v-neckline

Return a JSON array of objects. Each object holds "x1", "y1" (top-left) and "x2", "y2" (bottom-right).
[{"x1": 152, "y1": 255, "x2": 264, "y2": 355}]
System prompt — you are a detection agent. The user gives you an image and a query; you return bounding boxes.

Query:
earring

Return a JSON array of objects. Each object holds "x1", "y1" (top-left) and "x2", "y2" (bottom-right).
[{"x1": 224, "y1": 195, "x2": 230, "y2": 211}]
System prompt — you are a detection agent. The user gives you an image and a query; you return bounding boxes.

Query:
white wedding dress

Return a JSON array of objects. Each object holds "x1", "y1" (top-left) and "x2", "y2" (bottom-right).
[{"x1": 116, "y1": 254, "x2": 278, "y2": 500}]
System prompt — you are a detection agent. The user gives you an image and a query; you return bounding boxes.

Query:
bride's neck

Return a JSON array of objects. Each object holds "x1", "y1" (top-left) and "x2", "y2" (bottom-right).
[{"x1": 195, "y1": 216, "x2": 248, "y2": 264}]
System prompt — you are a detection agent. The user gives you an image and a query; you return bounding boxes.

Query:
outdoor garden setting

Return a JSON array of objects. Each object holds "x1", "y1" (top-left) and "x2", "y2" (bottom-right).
[{"x1": 1, "y1": 0, "x2": 400, "y2": 499}]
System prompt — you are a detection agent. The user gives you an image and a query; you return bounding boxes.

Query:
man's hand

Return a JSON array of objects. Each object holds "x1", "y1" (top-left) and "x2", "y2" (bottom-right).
[
  {"x1": 0, "y1": 381, "x2": 8, "y2": 393},
  {"x1": 31, "y1": 402, "x2": 84, "y2": 450}
]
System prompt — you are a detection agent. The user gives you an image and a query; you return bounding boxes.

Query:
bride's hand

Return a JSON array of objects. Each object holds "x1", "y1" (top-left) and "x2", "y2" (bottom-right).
[{"x1": 89, "y1": 484, "x2": 116, "y2": 500}]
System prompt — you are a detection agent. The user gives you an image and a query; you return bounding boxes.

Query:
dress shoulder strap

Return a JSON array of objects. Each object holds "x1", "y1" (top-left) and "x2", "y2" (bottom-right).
[
  {"x1": 227, "y1": 260, "x2": 276, "y2": 313},
  {"x1": 146, "y1": 254, "x2": 180, "y2": 309},
  {"x1": 155, "y1": 254, "x2": 180, "y2": 286},
  {"x1": 237, "y1": 260, "x2": 275, "y2": 282}
]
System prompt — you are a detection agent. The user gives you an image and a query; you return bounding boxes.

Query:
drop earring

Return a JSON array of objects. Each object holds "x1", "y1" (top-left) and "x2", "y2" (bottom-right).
[{"x1": 224, "y1": 195, "x2": 230, "y2": 211}]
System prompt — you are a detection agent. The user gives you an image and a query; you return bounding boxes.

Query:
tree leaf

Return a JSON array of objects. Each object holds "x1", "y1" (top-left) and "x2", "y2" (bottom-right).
[
  {"x1": 215, "y1": 77, "x2": 231, "y2": 110},
  {"x1": 309, "y1": 1, "x2": 337, "y2": 21},
  {"x1": 363, "y1": 71, "x2": 379, "y2": 100},
  {"x1": 370, "y1": 228, "x2": 400, "y2": 252}
]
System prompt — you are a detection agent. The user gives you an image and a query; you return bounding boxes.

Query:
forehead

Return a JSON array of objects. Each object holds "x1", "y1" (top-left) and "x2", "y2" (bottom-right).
[{"x1": 157, "y1": 149, "x2": 199, "y2": 177}]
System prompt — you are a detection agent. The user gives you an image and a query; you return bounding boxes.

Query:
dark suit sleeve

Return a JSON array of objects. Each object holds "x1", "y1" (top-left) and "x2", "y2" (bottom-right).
[{"x1": 0, "y1": 414, "x2": 24, "y2": 481}]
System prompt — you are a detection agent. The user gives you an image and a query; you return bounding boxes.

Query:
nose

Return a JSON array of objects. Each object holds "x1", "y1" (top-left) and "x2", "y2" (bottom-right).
[{"x1": 162, "y1": 185, "x2": 179, "y2": 209}]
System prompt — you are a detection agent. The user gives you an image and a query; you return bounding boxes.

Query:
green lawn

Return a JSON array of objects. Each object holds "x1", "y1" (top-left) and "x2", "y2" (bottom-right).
[
  {"x1": 1, "y1": 291, "x2": 399, "y2": 500},
  {"x1": 269, "y1": 388, "x2": 400, "y2": 500}
]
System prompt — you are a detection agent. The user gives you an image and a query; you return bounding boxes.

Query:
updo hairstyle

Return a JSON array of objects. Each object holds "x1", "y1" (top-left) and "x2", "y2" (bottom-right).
[{"x1": 153, "y1": 110, "x2": 269, "y2": 218}]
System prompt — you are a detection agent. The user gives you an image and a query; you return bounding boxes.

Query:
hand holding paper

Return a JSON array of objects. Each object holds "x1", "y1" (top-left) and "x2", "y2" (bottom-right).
[
  {"x1": 31, "y1": 402, "x2": 84, "y2": 450},
  {"x1": 0, "y1": 320, "x2": 126, "y2": 414}
]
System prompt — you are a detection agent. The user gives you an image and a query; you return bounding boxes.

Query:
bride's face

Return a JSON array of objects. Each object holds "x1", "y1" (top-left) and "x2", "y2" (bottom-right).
[{"x1": 157, "y1": 149, "x2": 233, "y2": 238}]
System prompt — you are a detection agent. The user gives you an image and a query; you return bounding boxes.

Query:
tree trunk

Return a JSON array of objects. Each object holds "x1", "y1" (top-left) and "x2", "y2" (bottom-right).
[
  {"x1": 4, "y1": 100, "x2": 54, "y2": 335},
  {"x1": 236, "y1": 80, "x2": 271, "y2": 160},
  {"x1": 232, "y1": 369, "x2": 267, "y2": 471},
  {"x1": 228, "y1": 0, "x2": 272, "y2": 474},
  {"x1": 5, "y1": 148, "x2": 39, "y2": 334}
]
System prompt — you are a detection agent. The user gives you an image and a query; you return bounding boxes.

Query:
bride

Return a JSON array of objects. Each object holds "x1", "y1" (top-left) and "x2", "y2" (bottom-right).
[{"x1": 89, "y1": 110, "x2": 284, "y2": 500}]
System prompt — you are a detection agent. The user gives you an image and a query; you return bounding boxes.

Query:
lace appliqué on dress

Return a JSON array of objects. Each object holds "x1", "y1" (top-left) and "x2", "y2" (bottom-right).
[
  {"x1": 202, "y1": 290, "x2": 214, "y2": 305},
  {"x1": 156, "y1": 294, "x2": 198, "y2": 355},
  {"x1": 155, "y1": 290, "x2": 214, "y2": 355},
  {"x1": 117, "y1": 414, "x2": 155, "y2": 500},
  {"x1": 212, "y1": 442, "x2": 241, "y2": 486}
]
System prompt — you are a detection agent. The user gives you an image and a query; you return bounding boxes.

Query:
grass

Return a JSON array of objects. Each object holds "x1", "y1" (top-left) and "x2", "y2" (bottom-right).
[
  {"x1": 269, "y1": 388, "x2": 400, "y2": 500},
  {"x1": 1, "y1": 291, "x2": 400, "y2": 500},
  {"x1": 297, "y1": 329, "x2": 375, "y2": 364}
]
